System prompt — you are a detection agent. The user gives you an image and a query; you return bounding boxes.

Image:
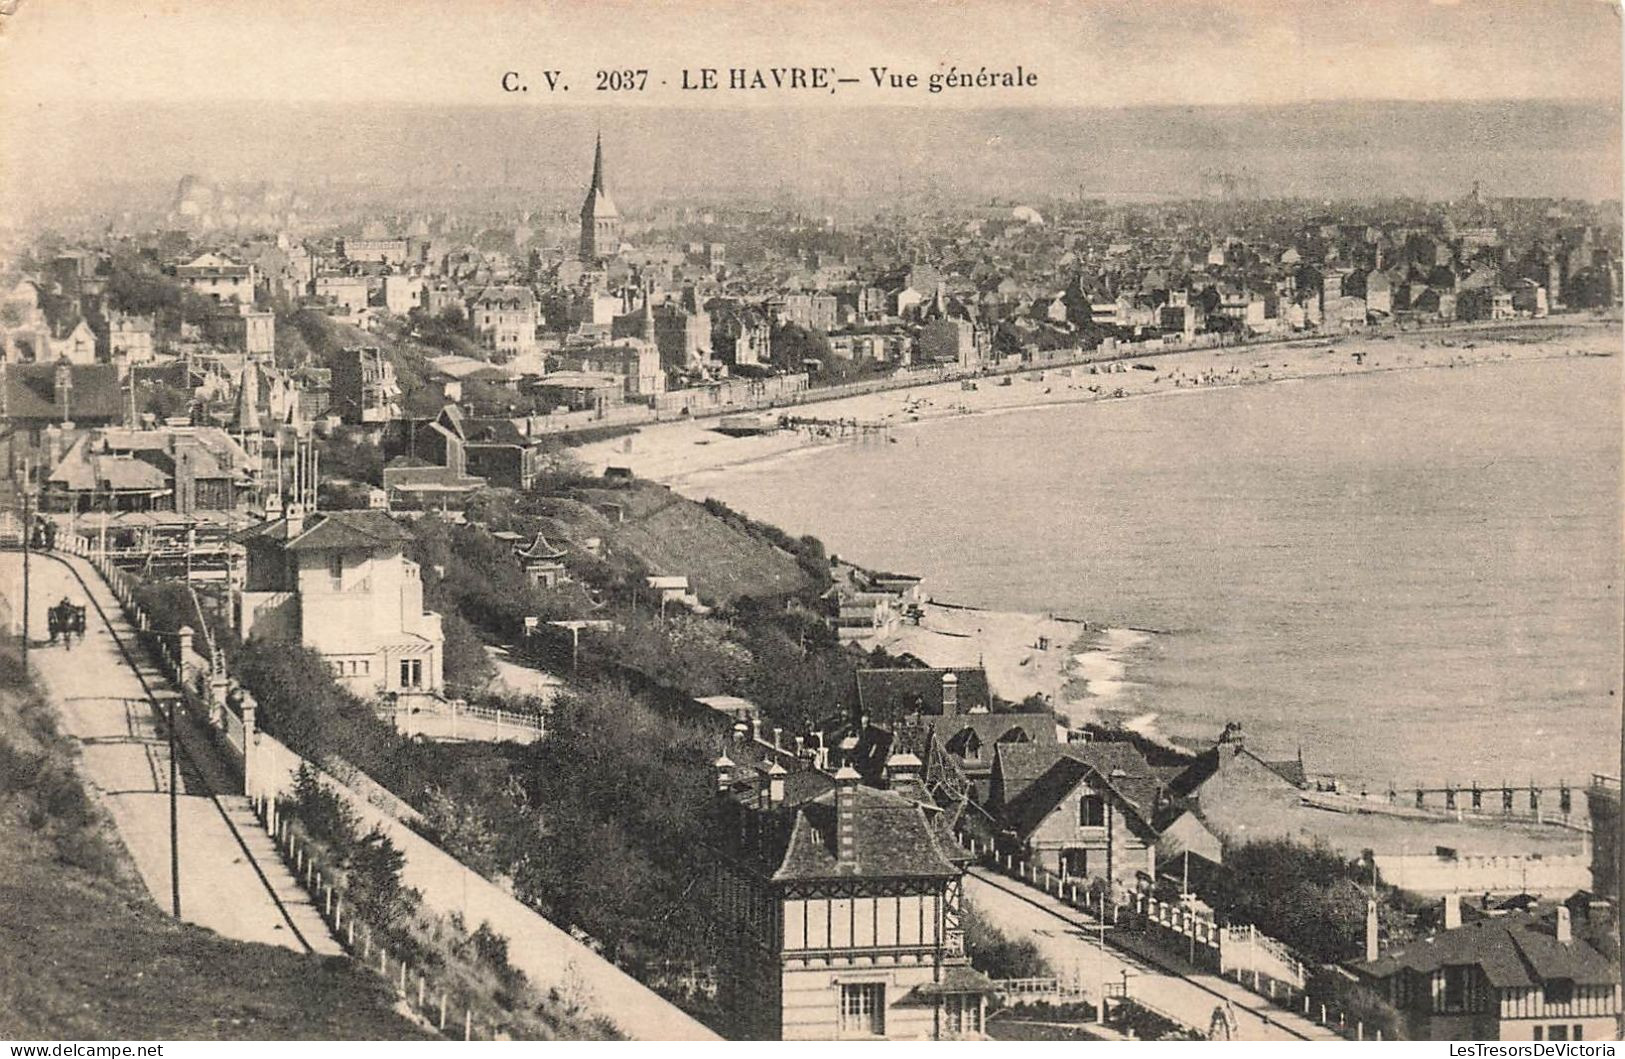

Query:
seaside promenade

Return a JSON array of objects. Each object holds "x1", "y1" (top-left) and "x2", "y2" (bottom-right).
[{"x1": 578, "y1": 316, "x2": 1620, "y2": 484}]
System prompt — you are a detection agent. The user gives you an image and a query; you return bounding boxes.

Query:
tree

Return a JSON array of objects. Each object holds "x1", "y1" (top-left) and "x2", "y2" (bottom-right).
[
  {"x1": 441, "y1": 610, "x2": 496, "y2": 697},
  {"x1": 963, "y1": 898, "x2": 1049, "y2": 979},
  {"x1": 1202, "y1": 839, "x2": 1379, "y2": 964},
  {"x1": 768, "y1": 322, "x2": 832, "y2": 372}
]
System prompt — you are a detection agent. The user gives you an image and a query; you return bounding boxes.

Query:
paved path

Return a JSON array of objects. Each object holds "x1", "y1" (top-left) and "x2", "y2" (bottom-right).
[
  {"x1": 0, "y1": 551, "x2": 340, "y2": 955},
  {"x1": 967, "y1": 868, "x2": 1339, "y2": 1041}
]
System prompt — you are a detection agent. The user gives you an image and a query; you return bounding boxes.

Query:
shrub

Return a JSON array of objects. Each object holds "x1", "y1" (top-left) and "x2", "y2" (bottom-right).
[{"x1": 963, "y1": 897, "x2": 1050, "y2": 980}]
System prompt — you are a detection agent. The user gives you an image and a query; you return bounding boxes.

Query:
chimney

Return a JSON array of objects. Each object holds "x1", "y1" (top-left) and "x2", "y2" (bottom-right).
[
  {"x1": 885, "y1": 751, "x2": 923, "y2": 787},
  {"x1": 766, "y1": 762, "x2": 787, "y2": 806},
  {"x1": 713, "y1": 753, "x2": 733, "y2": 796},
  {"x1": 941, "y1": 671, "x2": 959, "y2": 714},
  {"x1": 772, "y1": 726, "x2": 782, "y2": 751},
  {"x1": 834, "y1": 765, "x2": 860, "y2": 867},
  {"x1": 1556, "y1": 905, "x2": 1572, "y2": 944},
  {"x1": 1216, "y1": 721, "x2": 1245, "y2": 768},
  {"x1": 1443, "y1": 892, "x2": 1462, "y2": 931},
  {"x1": 1365, "y1": 899, "x2": 1380, "y2": 962}
]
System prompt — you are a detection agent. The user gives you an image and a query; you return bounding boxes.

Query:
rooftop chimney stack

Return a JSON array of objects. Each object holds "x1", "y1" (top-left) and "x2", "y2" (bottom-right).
[
  {"x1": 834, "y1": 765, "x2": 861, "y2": 867},
  {"x1": 1556, "y1": 905, "x2": 1573, "y2": 944},
  {"x1": 1365, "y1": 899, "x2": 1380, "y2": 962},
  {"x1": 713, "y1": 753, "x2": 733, "y2": 796},
  {"x1": 766, "y1": 762, "x2": 787, "y2": 806},
  {"x1": 1443, "y1": 892, "x2": 1462, "y2": 931},
  {"x1": 885, "y1": 751, "x2": 923, "y2": 788}
]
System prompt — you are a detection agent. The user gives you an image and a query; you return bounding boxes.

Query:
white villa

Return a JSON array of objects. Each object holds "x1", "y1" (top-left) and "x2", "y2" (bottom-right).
[{"x1": 234, "y1": 509, "x2": 443, "y2": 699}]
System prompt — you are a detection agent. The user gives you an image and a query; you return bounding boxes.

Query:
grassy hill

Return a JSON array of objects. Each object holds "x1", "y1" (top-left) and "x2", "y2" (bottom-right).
[
  {"x1": 0, "y1": 639, "x2": 430, "y2": 1041},
  {"x1": 572, "y1": 481, "x2": 813, "y2": 606}
]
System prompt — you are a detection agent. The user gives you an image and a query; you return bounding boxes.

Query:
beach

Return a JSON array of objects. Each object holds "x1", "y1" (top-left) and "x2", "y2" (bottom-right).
[
  {"x1": 574, "y1": 318, "x2": 1621, "y2": 487},
  {"x1": 574, "y1": 318, "x2": 1622, "y2": 735}
]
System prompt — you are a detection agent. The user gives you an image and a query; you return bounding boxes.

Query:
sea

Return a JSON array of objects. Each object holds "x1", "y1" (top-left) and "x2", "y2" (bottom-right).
[{"x1": 678, "y1": 356, "x2": 1623, "y2": 789}]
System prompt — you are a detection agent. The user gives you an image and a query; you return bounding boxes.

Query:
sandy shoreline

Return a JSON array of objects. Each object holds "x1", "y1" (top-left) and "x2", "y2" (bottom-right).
[
  {"x1": 575, "y1": 318, "x2": 1621, "y2": 487},
  {"x1": 577, "y1": 318, "x2": 1620, "y2": 741}
]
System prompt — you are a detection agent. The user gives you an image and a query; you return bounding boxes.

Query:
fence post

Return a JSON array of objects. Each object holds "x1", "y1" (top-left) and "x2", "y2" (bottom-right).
[
  {"x1": 418, "y1": 975, "x2": 426, "y2": 1009},
  {"x1": 439, "y1": 993, "x2": 447, "y2": 1031},
  {"x1": 400, "y1": 960, "x2": 408, "y2": 995},
  {"x1": 1319, "y1": 1003, "x2": 1326, "y2": 1024},
  {"x1": 1357, "y1": 1021, "x2": 1363, "y2": 1041},
  {"x1": 464, "y1": 1008, "x2": 472, "y2": 1042}
]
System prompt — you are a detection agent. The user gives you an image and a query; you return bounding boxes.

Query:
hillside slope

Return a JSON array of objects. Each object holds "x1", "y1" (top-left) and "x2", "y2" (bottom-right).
[
  {"x1": 0, "y1": 638, "x2": 430, "y2": 1041},
  {"x1": 573, "y1": 482, "x2": 811, "y2": 605}
]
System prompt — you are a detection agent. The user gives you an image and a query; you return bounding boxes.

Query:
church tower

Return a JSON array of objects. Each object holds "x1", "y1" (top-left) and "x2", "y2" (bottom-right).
[{"x1": 579, "y1": 133, "x2": 621, "y2": 263}]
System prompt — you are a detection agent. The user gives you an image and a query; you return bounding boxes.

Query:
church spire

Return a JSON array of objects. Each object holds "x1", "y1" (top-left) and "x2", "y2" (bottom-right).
[
  {"x1": 590, "y1": 131, "x2": 606, "y2": 194},
  {"x1": 579, "y1": 131, "x2": 621, "y2": 263}
]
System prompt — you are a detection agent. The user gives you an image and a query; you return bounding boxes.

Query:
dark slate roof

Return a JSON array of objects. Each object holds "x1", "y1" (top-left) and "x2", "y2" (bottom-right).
[
  {"x1": 1164, "y1": 745, "x2": 1307, "y2": 800},
  {"x1": 238, "y1": 510, "x2": 414, "y2": 551},
  {"x1": 936, "y1": 712, "x2": 1055, "y2": 762},
  {"x1": 462, "y1": 417, "x2": 533, "y2": 447},
  {"x1": 286, "y1": 510, "x2": 414, "y2": 551},
  {"x1": 4, "y1": 363, "x2": 123, "y2": 422},
  {"x1": 774, "y1": 785, "x2": 964, "y2": 883},
  {"x1": 1358, "y1": 911, "x2": 1618, "y2": 989},
  {"x1": 855, "y1": 666, "x2": 992, "y2": 717},
  {"x1": 993, "y1": 740, "x2": 1167, "y2": 839},
  {"x1": 992, "y1": 742, "x2": 1072, "y2": 805}
]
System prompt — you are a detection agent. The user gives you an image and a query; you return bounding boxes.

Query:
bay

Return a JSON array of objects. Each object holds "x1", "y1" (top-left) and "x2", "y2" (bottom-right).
[{"x1": 680, "y1": 357, "x2": 1623, "y2": 788}]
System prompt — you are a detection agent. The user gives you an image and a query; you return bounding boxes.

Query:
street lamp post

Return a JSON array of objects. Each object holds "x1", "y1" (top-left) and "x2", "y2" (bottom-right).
[{"x1": 168, "y1": 692, "x2": 181, "y2": 917}]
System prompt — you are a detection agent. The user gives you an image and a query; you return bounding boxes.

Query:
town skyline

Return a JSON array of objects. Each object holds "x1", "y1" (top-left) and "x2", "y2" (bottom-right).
[{"x1": 6, "y1": 97, "x2": 1622, "y2": 226}]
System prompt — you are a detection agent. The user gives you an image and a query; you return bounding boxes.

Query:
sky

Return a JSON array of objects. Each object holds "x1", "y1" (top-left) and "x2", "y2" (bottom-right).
[
  {"x1": 2, "y1": 0, "x2": 1620, "y2": 110},
  {"x1": 0, "y1": 1, "x2": 1619, "y2": 212}
]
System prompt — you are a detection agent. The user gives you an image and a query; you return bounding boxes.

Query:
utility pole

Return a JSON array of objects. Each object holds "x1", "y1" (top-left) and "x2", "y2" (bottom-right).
[
  {"x1": 168, "y1": 692, "x2": 181, "y2": 917},
  {"x1": 20, "y1": 457, "x2": 30, "y2": 666}
]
